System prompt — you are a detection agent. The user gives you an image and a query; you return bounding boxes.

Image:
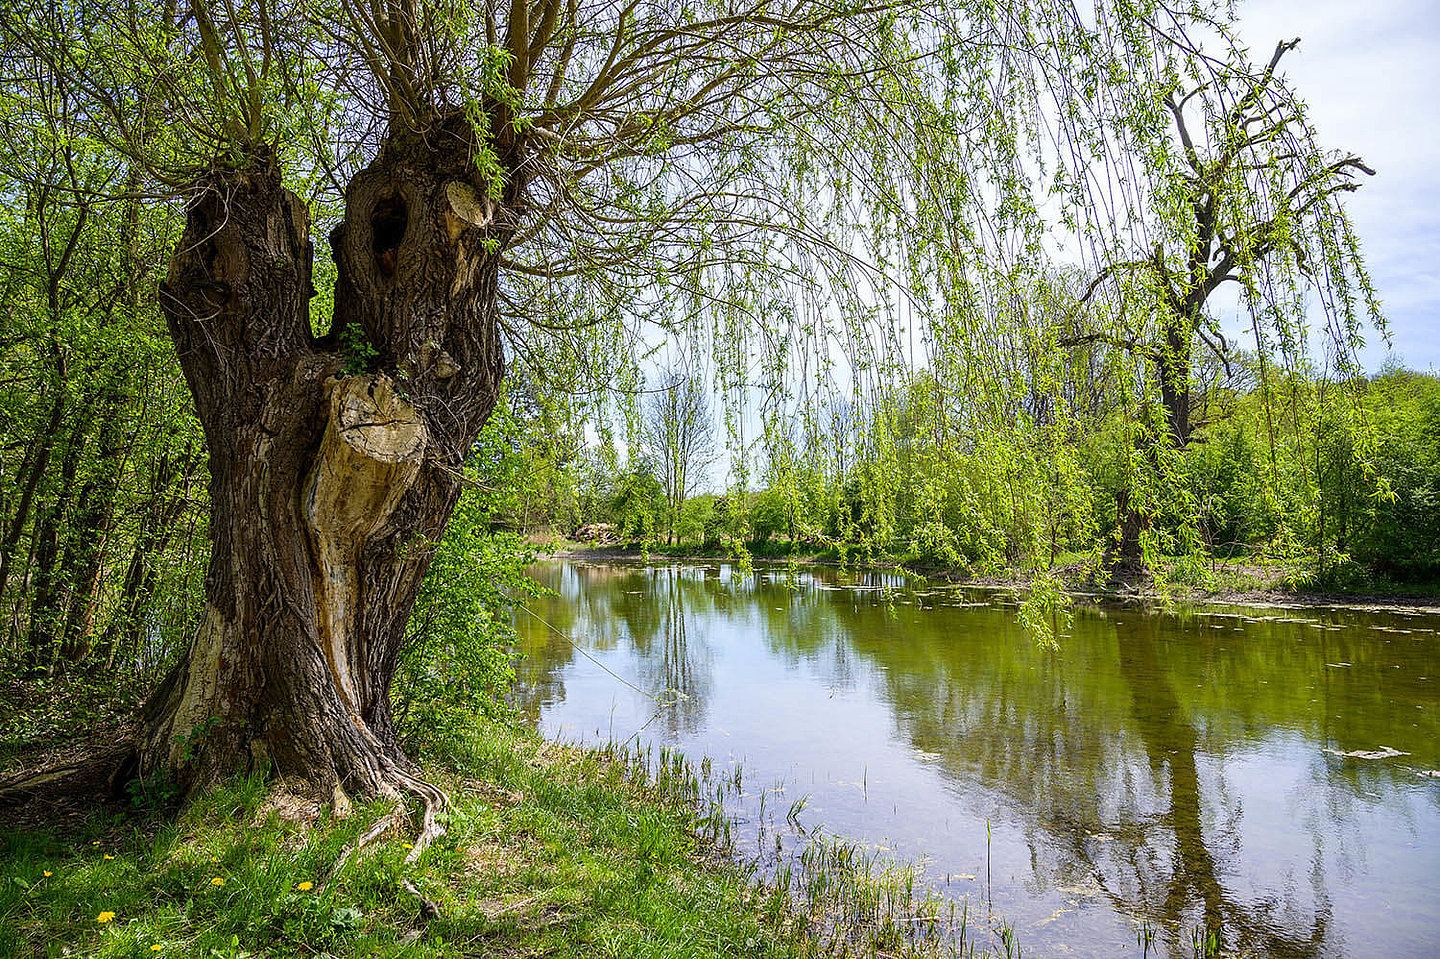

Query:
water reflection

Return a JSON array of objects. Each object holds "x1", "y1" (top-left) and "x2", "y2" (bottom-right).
[
  {"x1": 514, "y1": 561, "x2": 1440, "y2": 958},
  {"x1": 1113, "y1": 617, "x2": 1328, "y2": 957}
]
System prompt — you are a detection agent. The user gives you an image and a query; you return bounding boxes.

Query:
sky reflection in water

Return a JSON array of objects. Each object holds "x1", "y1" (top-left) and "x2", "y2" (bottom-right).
[{"x1": 514, "y1": 560, "x2": 1440, "y2": 958}]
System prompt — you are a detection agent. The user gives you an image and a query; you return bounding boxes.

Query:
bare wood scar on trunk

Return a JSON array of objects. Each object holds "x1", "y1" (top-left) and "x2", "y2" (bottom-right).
[{"x1": 304, "y1": 374, "x2": 426, "y2": 722}]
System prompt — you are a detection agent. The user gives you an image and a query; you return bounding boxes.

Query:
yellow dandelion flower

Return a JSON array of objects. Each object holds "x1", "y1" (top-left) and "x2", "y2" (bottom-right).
[
  {"x1": 210, "y1": 856, "x2": 218, "y2": 863},
  {"x1": 210, "y1": 877, "x2": 225, "y2": 887},
  {"x1": 92, "y1": 841, "x2": 101, "y2": 847},
  {"x1": 96, "y1": 911, "x2": 115, "y2": 923},
  {"x1": 402, "y1": 842, "x2": 413, "y2": 849},
  {"x1": 295, "y1": 881, "x2": 313, "y2": 892},
  {"x1": 103, "y1": 854, "x2": 115, "y2": 860},
  {"x1": 42, "y1": 871, "x2": 52, "y2": 878},
  {"x1": 151, "y1": 945, "x2": 164, "y2": 952}
]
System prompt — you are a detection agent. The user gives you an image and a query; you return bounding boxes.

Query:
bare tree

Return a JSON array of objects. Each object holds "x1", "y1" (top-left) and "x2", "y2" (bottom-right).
[{"x1": 642, "y1": 368, "x2": 715, "y2": 546}]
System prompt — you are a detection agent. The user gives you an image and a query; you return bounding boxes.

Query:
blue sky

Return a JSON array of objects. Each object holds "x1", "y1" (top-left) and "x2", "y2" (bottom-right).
[{"x1": 1236, "y1": 0, "x2": 1440, "y2": 372}]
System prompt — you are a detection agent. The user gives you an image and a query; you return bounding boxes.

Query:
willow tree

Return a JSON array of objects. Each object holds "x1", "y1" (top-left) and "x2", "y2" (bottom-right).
[
  {"x1": 1036, "y1": 31, "x2": 1383, "y2": 567},
  {"x1": 1066, "y1": 38, "x2": 1376, "y2": 448},
  {"x1": 0, "y1": 0, "x2": 1337, "y2": 821}
]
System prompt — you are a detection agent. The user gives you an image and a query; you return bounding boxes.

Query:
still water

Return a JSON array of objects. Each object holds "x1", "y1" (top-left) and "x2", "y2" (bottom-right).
[{"x1": 513, "y1": 560, "x2": 1440, "y2": 958}]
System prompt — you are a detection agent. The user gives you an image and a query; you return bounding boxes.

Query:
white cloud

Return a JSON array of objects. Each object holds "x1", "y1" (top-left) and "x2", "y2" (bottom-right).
[{"x1": 1236, "y1": 0, "x2": 1440, "y2": 370}]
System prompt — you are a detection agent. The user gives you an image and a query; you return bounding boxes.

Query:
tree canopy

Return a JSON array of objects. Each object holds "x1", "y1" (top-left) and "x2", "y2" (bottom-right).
[{"x1": 0, "y1": 0, "x2": 1386, "y2": 815}]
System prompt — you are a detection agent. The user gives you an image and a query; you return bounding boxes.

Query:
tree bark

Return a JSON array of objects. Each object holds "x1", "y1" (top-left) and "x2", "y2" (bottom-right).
[
  {"x1": 1110, "y1": 488, "x2": 1147, "y2": 572},
  {"x1": 137, "y1": 126, "x2": 509, "y2": 800},
  {"x1": 1157, "y1": 306, "x2": 1196, "y2": 450}
]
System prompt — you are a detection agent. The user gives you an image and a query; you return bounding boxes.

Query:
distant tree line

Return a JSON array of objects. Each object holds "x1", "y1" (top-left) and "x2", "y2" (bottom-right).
[{"x1": 503, "y1": 355, "x2": 1440, "y2": 591}]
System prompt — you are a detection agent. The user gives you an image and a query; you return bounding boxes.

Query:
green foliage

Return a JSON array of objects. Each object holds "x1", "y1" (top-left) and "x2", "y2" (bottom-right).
[
  {"x1": 0, "y1": 28, "x2": 210, "y2": 684},
  {"x1": 609, "y1": 465, "x2": 666, "y2": 547},
  {"x1": 702, "y1": 495, "x2": 748, "y2": 550},
  {"x1": 514, "y1": 363, "x2": 1438, "y2": 601},
  {"x1": 337, "y1": 322, "x2": 378, "y2": 375},
  {"x1": 748, "y1": 487, "x2": 794, "y2": 544},
  {"x1": 124, "y1": 765, "x2": 182, "y2": 811},
  {"x1": 395, "y1": 409, "x2": 539, "y2": 753},
  {"x1": 1313, "y1": 371, "x2": 1440, "y2": 583},
  {"x1": 675, "y1": 494, "x2": 716, "y2": 545}
]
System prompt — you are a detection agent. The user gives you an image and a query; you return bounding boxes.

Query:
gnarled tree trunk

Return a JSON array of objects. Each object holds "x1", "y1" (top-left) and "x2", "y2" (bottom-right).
[{"x1": 138, "y1": 125, "x2": 509, "y2": 803}]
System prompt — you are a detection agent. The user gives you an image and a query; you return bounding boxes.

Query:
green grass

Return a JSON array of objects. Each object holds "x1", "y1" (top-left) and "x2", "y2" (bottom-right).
[{"x1": 0, "y1": 719, "x2": 1003, "y2": 958}]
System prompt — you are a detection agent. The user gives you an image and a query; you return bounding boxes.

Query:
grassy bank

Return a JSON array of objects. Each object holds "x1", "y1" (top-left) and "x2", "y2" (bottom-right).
[{"x1": 0, "y1": 717, "x2": 997, "y2": 958}]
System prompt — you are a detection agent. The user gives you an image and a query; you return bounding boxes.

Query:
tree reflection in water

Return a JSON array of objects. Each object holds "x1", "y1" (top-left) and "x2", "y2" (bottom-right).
[
  {"x1": 516, "y1": 563, "x2": 714, "y2": 737},
  {"x1": 515, "y1": 561, "x2": 1439, "y2": 958},
  {"x1": 1105, "y1": 617, "x2": 1330, "y2": 957}
]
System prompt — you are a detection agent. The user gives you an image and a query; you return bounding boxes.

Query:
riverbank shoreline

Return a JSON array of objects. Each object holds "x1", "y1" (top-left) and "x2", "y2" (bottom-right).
[
  {"x1": 0, "y1": 715, "x2": 984, "y2": 957},
  {"x1": 543, "y1": 543, "x2": 1440, "y2": 615}
]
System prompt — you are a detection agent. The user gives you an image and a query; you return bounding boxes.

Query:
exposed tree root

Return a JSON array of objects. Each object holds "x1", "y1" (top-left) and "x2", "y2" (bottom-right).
[
  {"x1": 331, "y1": 806, "x2": 404, "y2": 875},
  {"x1": 400, "y1": 878, "x2": 440, "y2": 919},
  {"x1": 0, "y1": 741, "x2": 135, "y2": 831},
  {"x1": 391, "y1": 767, "x2": 449, "y2": 864},
  {"x1": 0, "y1": 742, "x2": 132, "y2": 802},
  {"x1": 329, "y1": 766, "x2": 450, "y2": 875},
  {"x1": 0, "y1": 763, "x2": 93, "y2": 797},
  {"x1": 323, "y1": 766, "x2": 450, "y2": 919}
]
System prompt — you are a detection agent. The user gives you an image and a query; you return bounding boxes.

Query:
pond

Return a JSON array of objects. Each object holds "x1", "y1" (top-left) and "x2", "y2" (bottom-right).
[{"x1": 512, "y1": 560, "x2": 1440, "y2": 958}]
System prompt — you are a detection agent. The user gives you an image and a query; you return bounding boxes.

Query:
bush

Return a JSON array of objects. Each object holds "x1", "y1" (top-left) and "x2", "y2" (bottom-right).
[{"x1": 395, "y1": 413, "x2": 542, "y2": 754}]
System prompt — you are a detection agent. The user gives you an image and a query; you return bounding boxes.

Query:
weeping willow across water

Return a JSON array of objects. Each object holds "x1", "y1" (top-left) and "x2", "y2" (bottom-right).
[{"x1": 487, "y1": 0, "x2": 1385, "y2": 624}]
